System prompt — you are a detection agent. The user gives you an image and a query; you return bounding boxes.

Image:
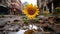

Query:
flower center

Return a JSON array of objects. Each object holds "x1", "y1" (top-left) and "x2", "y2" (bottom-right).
[{"x1": 28, "y1": 9, "x2": 36, "y2": 15}]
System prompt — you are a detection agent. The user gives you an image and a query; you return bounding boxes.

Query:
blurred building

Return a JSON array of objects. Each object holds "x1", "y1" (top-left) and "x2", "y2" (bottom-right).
[
  {"x1": 47, "y1": 0, "x2": 60, "y2": 13},
  {"x1": 0, "y1": 0, "x2": 11, "y2": 15},
  {"x1": 0, "y1": 0, "x2": 23, "y2": 15},
  {"x1": 10, "y1": 0, "x2": 23, "y2": 15},
  {"x1": 37, "y1": 0, "x2": 60, "y2": 14},
  {"x1": 37, "y1": 0, "x2": 53, "y2": 14}
]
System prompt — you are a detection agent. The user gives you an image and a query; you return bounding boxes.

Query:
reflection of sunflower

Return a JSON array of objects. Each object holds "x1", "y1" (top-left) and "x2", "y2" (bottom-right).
[
  {"x1": 23, "y1": 4, "x2": 39, "y2": 19},
  {"x1": 24, "y1": 30, "x2": 34, "y2": 34}
]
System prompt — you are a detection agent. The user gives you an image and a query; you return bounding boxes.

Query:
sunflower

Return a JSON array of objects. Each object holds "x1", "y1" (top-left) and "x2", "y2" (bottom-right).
[{"x1": 23, "y1": 4, "x2": 39, "y2": 19}]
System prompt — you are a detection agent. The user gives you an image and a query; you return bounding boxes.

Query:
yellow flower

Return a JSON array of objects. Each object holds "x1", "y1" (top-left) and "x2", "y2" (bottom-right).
[{"x1": 23, "y1": 4, "x2": 39, "y2": 19}]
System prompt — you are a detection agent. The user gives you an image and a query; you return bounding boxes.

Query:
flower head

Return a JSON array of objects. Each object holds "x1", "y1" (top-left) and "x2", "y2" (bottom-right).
[{"x1": 23, "y1": 4, "x2": 39, "y2": 19}]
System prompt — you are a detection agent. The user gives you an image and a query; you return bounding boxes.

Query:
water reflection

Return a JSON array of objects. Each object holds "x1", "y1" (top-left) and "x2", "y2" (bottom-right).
[
  {"x1": 29, "y1": 24, "x2": 38, "y2": 30},
  {"x1": 16, "y1": 30, "x2": 27, "y2": 34},
  {"x1": 9, "y1": 25, "x2": 37, "y2": 34}
]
